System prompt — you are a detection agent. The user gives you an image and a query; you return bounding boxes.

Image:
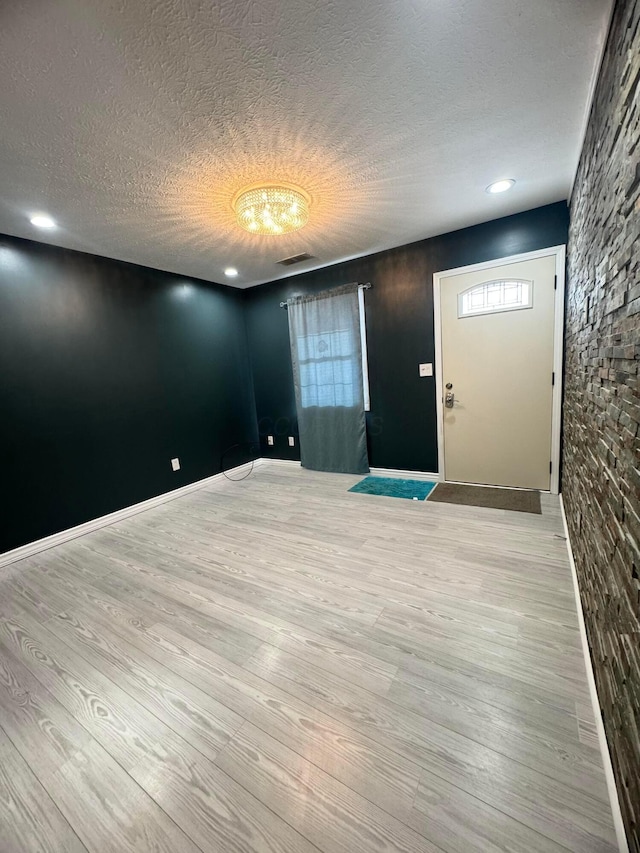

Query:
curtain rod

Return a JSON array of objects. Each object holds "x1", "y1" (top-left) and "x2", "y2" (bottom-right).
[{"x1": 280, "y1": 282, "x2": 372, "y2": 308}]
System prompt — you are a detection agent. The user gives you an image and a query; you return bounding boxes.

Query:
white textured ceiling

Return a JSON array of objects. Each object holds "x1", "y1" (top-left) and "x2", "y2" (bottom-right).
[{"x1": 0, "y1": 0, "x2": 612, "y2": 288}]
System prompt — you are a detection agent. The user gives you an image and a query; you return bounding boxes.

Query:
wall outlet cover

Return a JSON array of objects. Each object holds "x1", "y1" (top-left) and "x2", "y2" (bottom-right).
[
  {"x1": 267, "y1": 435, "x2": 274, "y2": 446},
  {"x1": 288, "y1": 436, "x2": 295, "y2": 446},
  {"x1": 171, "y1": 457, "x2": 180, "y2": 471}
]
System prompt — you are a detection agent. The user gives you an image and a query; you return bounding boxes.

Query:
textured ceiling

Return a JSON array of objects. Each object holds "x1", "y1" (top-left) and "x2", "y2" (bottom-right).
[{"x1": 0, "y1": 0, "x2": 612, "y2": 288}]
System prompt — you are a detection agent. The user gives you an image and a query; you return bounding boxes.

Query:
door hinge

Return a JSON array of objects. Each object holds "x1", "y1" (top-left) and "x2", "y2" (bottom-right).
[
  {"x1": 554, "y1": 275, "x2": 557, "y2": 290},
  {"x1": 552, "y1": 372, "x2": 555, "y2": 386},
  {"x1": 550, "y1": 461, "x2": 553, "y2": 474}
]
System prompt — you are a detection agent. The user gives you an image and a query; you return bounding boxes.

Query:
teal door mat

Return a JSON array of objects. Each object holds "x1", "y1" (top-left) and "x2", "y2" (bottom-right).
[{"x1": 348, "y1": 476, "x2": 437, "y2": 501}]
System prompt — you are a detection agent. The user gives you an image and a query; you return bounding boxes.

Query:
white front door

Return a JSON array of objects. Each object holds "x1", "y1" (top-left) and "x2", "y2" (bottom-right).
[{"x1": 437, "y1": 252, "x2": 559, "y2": 491}]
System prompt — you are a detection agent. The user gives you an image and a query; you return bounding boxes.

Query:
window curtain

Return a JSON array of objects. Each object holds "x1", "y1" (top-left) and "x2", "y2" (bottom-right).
[{"x1": 287, "y1": 284, "x2": 369, "y2": 474}]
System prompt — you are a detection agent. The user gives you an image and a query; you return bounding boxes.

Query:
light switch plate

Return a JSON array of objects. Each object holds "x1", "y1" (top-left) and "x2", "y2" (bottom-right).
[
  {"x1": 171, "y1": 457, "x2": 180, "y2": 471},
  {"x1": 419, "y1": 363, "x2": 433, "y2": 377}
]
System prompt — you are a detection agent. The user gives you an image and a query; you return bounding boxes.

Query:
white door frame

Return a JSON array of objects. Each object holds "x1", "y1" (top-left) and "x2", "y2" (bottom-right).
[{"x1": 433, "y1": 245, "x2": 566, "y2": 494}]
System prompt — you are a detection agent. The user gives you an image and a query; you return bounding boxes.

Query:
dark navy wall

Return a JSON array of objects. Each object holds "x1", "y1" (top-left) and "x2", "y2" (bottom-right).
[
  {"x1": 0, "y1": 235, "x2": 258, "y2": 553},
  {"x1": 244, "y1": 202, "x2": 569, "y2": 470},
  {"x1": 0, "y1": 202, "x2": 569, "y2": 553}
]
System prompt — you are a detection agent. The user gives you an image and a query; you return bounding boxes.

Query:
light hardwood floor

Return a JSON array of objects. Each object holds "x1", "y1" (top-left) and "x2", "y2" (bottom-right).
[{"x1": 0, "y1": 463, "x2": 617, "y2": 852}]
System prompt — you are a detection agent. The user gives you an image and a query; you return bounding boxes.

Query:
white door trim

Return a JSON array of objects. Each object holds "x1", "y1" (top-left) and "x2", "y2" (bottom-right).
[{"x1": 433, "y1": 245, "x2": 566, "y2": 494}]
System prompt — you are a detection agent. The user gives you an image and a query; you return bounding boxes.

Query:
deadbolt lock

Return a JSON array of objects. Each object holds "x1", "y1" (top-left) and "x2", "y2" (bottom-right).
[{"x1": 444, "y1": 382, "x2": 457, "y2": 408}]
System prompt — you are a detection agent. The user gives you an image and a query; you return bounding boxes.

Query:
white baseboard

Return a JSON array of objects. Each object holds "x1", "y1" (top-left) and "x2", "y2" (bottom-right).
[
  {"x1": 1, "y1": 458, "x2": 439, "y2": 569},
  {"x1": 259, "y1": 460, "x2": 439, "y2": 482},
  {"x1": 0, "y1": 460, "x2": 261, "y2": 569},
  {"x1": 369, "y1": 466, "x2": 439, "y2": 481},
  {"x1": 559, "y1": 495, "x2": 629, "y2": 853}
]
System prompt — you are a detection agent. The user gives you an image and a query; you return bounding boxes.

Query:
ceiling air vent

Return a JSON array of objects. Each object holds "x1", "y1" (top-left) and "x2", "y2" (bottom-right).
[{"x1": 276, "y1": 252, "x2": 315, "y2": 266}]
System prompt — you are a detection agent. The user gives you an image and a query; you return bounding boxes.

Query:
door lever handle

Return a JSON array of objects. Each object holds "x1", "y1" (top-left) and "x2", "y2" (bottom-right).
[{"x1": 444, "y1": 383, "x2": 461, "y2": 408}]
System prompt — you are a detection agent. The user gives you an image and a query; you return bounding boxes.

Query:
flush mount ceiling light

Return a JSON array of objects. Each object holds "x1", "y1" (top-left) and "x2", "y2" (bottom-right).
[
  {"x1": 224, "y1": 267, "x2": 239, "y2": 277},
  {"x1": 486, "y1": 179, "x2": 516, "y2": 194},
  {"x1": 29, "y1": 213, "x2": 57, "y2": 228},
  {"x1": 233, "y1": 183, "x2": 310, "y2": 236}
]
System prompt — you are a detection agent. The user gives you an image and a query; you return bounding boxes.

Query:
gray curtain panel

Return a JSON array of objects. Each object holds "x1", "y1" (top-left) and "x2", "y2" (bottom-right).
[{"x1": 287, "y1": 285, "x2": 369, "y2": 474}]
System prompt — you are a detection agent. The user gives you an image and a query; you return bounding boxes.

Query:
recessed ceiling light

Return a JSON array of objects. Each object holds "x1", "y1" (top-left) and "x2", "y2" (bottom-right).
[
  {"x1": 30, "y1": 213, "x2": 57, "y2": 228},
  {"x1": 486, "y1": 179, "x2": 516, "y2": 194},
  {"x1": 224, "y1": 267, "x2": 239, "y2": 277}
]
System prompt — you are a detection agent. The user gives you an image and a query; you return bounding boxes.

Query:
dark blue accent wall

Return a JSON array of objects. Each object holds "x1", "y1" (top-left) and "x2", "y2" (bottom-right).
[
  {"x1": 0, "y1": 235, "x2": 258, "y2": 553},
  {"x1": 243, "y1": 202, "x2": 569, "y2": 470},
  {"x1": 0, "y1": 201, "x2": 568, "y2": 554}
]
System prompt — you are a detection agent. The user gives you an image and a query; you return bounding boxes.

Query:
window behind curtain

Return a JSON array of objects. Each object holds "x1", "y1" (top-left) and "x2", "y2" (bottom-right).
[
  {"x1": 297, "y1": 328, "x2": 359, "y2": 408},
  {"x1": 287, "y1": 284, "x2": 369, "y2": 474},
  {"x1": 294, "y1": 292, "x2": 369, "y2": 410}
]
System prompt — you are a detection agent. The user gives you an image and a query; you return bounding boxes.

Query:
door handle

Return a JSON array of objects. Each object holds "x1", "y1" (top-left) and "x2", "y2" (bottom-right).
[{"x1": 444, "y1": 383, "x2": 460, "y2": 408}]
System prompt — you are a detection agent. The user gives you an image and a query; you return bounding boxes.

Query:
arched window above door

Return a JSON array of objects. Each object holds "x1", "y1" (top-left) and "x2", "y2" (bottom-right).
[{"x1": 458, "y1": 279, "x2": 533, "y2": 318}]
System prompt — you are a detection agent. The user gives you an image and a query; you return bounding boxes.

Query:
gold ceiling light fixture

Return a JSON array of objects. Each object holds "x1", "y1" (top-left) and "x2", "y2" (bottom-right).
[{"x1": 233, "y1": 182, "x2": 311, "y2": 236}]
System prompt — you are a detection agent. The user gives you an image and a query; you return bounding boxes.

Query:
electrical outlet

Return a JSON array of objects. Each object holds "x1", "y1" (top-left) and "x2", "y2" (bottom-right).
[
  {"x1": 419, "y1": 363, "x2": 433, "y2": 377},
  {"x1": 171, "y1": 457, "x2": 180, "y2": 471},
  {"x1": 288, "y1": 436, "x2": 295, "y2": 446},
  {"x1": 267, "y1": 435, "x2": 274, "y2": 446}
]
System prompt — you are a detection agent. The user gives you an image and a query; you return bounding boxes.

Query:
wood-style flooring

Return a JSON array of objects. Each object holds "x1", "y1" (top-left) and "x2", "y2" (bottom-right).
[{"x1": 0, "y1": 463, "x2": 617, "y2": 852}]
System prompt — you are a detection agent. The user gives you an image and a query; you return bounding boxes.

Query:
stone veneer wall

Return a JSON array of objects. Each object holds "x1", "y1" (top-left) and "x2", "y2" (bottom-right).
[{"x1": 564, "y1": 1, "x2": 640, "y2": 849}]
